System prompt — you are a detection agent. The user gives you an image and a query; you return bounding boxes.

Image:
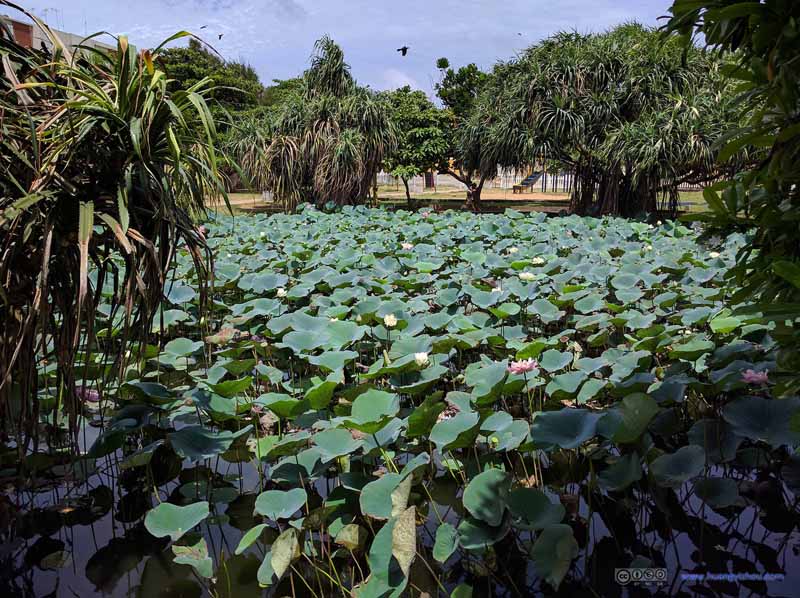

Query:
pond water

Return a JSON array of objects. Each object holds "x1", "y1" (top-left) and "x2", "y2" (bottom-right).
[
  {"x1": 3, "y1": 434, "x2": 798, "y2": 597},
  {"x1": 3, "y1": 207, "x2": 799, "y2": 597}
]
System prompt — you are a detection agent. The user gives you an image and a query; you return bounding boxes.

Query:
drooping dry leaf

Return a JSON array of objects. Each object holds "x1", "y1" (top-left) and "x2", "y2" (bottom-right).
[{"x1": 391, "y1": 506, "x2": 416, "y2": 577}]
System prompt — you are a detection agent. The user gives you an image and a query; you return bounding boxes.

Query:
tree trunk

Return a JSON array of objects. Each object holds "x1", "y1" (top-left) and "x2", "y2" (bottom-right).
[
  {"x1": 570, "y1": 160, "x2": 595, "y2": 216},
  {"x1": 402, "y1": 177, "x2": 412, "y2": 206},
  {"x1": 473, "y1": 178, "x2": 487, "y2": 212},
  {"x1": 472, "y1": 187, "x2": 482, "y2": 212}
]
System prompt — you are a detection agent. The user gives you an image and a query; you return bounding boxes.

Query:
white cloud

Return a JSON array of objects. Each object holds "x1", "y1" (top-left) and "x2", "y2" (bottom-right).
[
  {"x1": 381, "y1": 68, "x2": 420, "y2": 90},
  {"x1": 18, "y1": 0, "x2": 664, "y2": 95}
]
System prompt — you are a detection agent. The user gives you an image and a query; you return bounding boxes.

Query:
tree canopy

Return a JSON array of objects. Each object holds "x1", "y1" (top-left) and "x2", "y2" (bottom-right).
[
  {"x1": 435, "y1": 59, "x2": 490, "y2": 121},
  {"x1": 433, "y1": 59, "x2": 497, "y2": 207},
  {"x1": 230, "y1": 37, "x2": 396, "y2": 210},
  {"x1": 380, "y1": 86, "x2": 449, "y2": 202},
  {"x1": 473, "y1": 23, "x2": 751, "y2": 216},
  {"x1": 667, "y1": 0, "x2": 800, "y2": 394},
  {"x1": 262, "y1": 77, "x2": 304, "y2": 114},
  {"x1": 159, "y1": 38, "x2": 265, "y2": 117}
]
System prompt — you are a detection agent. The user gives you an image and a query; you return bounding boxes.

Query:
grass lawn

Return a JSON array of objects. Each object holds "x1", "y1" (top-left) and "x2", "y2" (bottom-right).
[
  {"x1": 678, "y1": 190, "x2": 707, "y2": 212},
  {"x1": 209, "y1": 189, "x2": 710, "y2": 216}
]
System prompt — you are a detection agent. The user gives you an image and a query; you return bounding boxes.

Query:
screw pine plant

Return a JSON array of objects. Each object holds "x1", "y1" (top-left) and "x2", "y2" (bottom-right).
[
  {"x1": 666, "y1": 0, "x2": 800, "y2": 394},
  {"x1": 475, "y1": 23, "x2": 752, "y2": 217},
  {"x1": 228, "y1": 37, "x2": 397, "y2": 211},
  {"x1": 0, "y1": 1, "x2": 229, "y2": 444}
]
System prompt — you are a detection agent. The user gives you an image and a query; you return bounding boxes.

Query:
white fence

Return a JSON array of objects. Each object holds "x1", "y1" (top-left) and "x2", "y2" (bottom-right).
[
  {"x1": 379, "y1": 170, "x2": 715, "y2": 196},
  {"x1": 378, "y1": 169, "x2": 574, "y2": 193}
]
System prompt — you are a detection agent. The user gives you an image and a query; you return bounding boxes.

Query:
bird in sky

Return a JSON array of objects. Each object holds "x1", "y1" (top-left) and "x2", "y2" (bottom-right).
[
  {"x1": 218, "y1": 33, "x2": 224, "y2": 40},
  {"x1": 397, "y1": 46, "x2": 409, "y2": 57},
  {"x1": 200, "y1": 25, "x2": 207, "y2": 29},
  {"x1": 517, "y1": 32, "x2": 522, "y2": 36}
]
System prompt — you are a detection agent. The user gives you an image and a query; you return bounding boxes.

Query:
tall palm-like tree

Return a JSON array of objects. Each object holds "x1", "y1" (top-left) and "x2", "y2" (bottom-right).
[
  {"x1": 229, "y1": 37, "x2": 396, "y2": 210},
  {"x1": 477, "y1": 23, "x2": 753, "y2": 216},
  {"x1": 0, "y1": 2, "x2": 229, "y2": 444}
]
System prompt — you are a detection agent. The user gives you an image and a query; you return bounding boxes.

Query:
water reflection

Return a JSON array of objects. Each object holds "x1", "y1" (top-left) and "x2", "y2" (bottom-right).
[{"x1": 1, "y1": 443, "x2": 798, "y2": 597}]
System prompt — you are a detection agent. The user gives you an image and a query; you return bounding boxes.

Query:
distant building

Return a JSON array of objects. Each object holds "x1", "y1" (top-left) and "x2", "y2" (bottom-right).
[{"x1": 0, "y1": 14, "x2": 113, "y2": 53}]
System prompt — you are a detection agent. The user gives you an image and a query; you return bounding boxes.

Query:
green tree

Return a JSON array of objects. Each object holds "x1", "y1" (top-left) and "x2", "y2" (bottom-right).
[
  {"x1": 435, "y1": 59, "x2": 490, "y2": 120},
  {"x1": 666, "y1": 0, "x2": 800, "y2": 394},
  {"x1": 433, "y1": 59, "x2": 496, "y2": 210},
  {"x1": 262, "y1": 77, "x2": 304, "y2": 113},
  {"x1": 230, "y1": 37, "x2": 396, "y2": 210},
  {"x1": 381, "y1": 86, "x2": 449, "y2": 204},
  {"x1": 159, "y1": 38, "x2": 265, "y2": 116},
  {"x1": 0, "y1": 8, "x2": 229, "y2": 432},
  {"x1": 479, "y1": 23, "x2": 750, "y2": 216}
]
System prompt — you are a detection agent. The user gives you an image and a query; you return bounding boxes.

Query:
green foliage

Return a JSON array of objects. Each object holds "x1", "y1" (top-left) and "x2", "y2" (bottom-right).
[
  {"x1": 261, "y1": 77, "x2": 304, "y2": 113},
  {"x1": 0, "y1": 3, "x2": 228, "y2": 429},
  {"x1": 144, "y1": 501, "x2": 210, "y2": 542},
  {"x1": 159, "y1": 38, "x2": 265, "y2": 116},
  {"x1": 227, "y1": 37, "x2": 396, "y2": 210},
  {"x1": 474, "y1": 23, "x2": 750, "y2": 216},
  {"x1": 435, "y1": 61, "x2": 490, "y2": 121},
  {"x1": 18, "y1": 204, "x2": 800, "y2": 593},
  {"x1": 667, "y1": 0, "x2": 800, "y2": 394},
  {"x1": 380, "y1": 86, "x2": 449, "y2": 201},
  {"x1": 433, "y1": 60, "x2": 495, "y2": 205},
  {"x1": 254, "y1": 488, "x2": 307, "y2": 520},
  {"x1": 462, "y1": 469, "x2": 511, "y2": 526}
]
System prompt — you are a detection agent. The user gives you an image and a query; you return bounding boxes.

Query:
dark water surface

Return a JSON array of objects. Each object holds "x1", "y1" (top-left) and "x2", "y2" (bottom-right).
[{"x1": 2, "y1": 423, "x2": 798, "y2": 598}]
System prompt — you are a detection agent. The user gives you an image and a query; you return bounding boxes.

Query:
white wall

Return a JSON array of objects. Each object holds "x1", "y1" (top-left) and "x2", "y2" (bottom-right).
[{"x1": 1, "y1": 14, "x2": 113, "y2": 53}]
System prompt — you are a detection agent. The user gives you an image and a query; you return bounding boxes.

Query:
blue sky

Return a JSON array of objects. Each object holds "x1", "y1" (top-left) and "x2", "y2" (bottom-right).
[{"x1": 15, "y1": 1, "x2": 667, "y2": 95}]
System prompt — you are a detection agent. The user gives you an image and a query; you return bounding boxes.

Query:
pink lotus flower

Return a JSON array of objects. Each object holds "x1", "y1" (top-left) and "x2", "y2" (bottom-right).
[
  {"x1": 436, "y1": 404, "x2": 460, "y2": 423},
  {"x1": 741, "y1": 369, "x2": 769, "y2": 385},
  {"x1": 349, "y1": 429, "x2": 367, "y2": 441},
  {"x1": 421, "y1": 211, "x2": 431, "y2": 218},
  {"x1": 76, "y1": 386, "x2": 101, "y2": 403},
  {"x1": 196, "y1": 225, "x2": 207, "y2": 239},
  {"x1": 401, "y1": 242, "x2": 414, "y2": 250},
  {"x1": 507, "y1": 358, "x2": 538, "y2": 375}
]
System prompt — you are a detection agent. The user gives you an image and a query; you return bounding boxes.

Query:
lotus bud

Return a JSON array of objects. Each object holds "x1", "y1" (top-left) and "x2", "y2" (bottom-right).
[{"x1": 741, "y1": 369, "x2": 768, "y2": 385}]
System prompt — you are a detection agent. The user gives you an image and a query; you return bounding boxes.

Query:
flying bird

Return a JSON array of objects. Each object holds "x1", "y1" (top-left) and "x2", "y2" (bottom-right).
[
  {"x1": 517, "y1": 32, "x2": 522, "y2": 36},
  {"x1": 397, "y1": 46, "x2": 409, "y2": 57},
  {"x1": 218, "y1": 33, "x2": 224, "y2": 40},
  {"x1": 200, "y1": 25, "x2": 207, "y2": 29}
]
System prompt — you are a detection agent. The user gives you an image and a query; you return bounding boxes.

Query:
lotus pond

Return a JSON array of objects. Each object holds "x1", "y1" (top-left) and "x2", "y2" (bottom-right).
[{"x1": 3, "y1": 206, "x2": 800, "y2": 597}]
